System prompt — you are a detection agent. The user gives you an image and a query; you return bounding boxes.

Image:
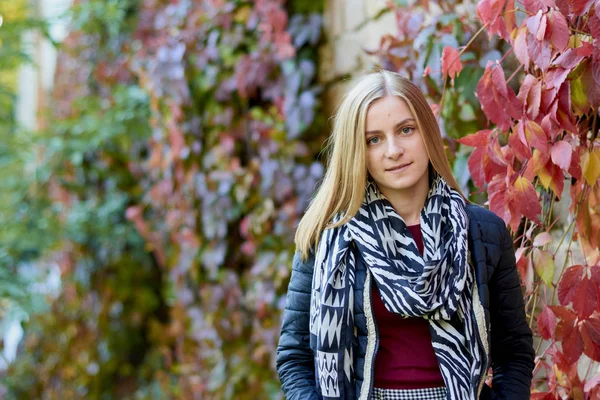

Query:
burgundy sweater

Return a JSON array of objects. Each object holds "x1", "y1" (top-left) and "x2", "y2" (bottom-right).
[{"x1": 372, "y1": 224, "x2": 445, "y2": 389}]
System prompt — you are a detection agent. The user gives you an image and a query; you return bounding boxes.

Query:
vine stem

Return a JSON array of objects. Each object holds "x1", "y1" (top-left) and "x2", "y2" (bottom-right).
[
  {"x1": 499, "y1": 47, "x2": 514, "y2": 64},
  {"x1": 520, "y1": 218, "x2": 530, "y2": 249},
  {"x1": 507, "y1": 64, "x2": 524, "y2": 84},
  {"x1": 525, "y1": 281, "x2": 540, "y2": 311},
  {"x1": 528, "y1": 282, "x2": 539, "y2": 328},
  {"x1": 552, "y1": 218, "x2": 575, "y2": 259},
  {"x1": 535, "y1": 338, "x2": 556, "y2": 363},
  {"x1": 584, "y1": 358, "x2": 595, "y2": 381}
]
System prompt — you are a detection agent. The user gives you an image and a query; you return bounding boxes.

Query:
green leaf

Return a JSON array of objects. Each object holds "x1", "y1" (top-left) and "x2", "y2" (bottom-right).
[
  {"x1": 533, "y1": 248, "x2": 555, "y2": 286},
  {"x1": 571, "y1": 76, "x2": 590, "y2": 116}
]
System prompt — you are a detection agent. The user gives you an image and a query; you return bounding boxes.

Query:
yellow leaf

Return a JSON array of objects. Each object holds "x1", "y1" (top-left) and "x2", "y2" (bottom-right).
[
  {"x1": 538, "y1": 164, "x2": 552, "y2": 189},
  {"x1": 533, "y1": 248, "x2": 554, "y2": 286},
  {"x1": 581, "y1": 149, "x2": 600, "y2": 187},
  {"x1": 234, "y1": 5, "x2": 252, "y2": 23}
]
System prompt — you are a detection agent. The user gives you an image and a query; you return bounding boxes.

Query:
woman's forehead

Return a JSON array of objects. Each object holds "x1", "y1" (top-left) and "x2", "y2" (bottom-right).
[{"x1": 365, "y1": 96, "x2": 415, "y2": 128}]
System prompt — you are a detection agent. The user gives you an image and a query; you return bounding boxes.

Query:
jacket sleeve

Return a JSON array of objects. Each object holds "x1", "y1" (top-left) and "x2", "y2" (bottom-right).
[
  {"x1": 488, "y1": 224, "x2": 535, "y2": 400},
  {"x1": 276, "y1": 251, "x2": 319, "y2": 400}
]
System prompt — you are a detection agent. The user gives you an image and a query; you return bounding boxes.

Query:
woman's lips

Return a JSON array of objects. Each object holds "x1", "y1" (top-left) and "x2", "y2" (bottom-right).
[{"x1": 386, "y1": 162, "x2": 412, "y2": 172}]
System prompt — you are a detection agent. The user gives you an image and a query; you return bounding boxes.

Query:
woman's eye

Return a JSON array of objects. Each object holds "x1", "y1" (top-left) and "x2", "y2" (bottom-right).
[
  {"x1": 367, "y1": 136, "x2": 380, "y2": 145},
  {"x1": 400, "y1": 126, "x2": 414, "y2": 135}
]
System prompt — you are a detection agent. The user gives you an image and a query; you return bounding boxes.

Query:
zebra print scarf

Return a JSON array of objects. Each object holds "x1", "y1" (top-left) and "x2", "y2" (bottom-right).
[{"x1": 309, "y1": 173, "x2": 483, "y2": 399}]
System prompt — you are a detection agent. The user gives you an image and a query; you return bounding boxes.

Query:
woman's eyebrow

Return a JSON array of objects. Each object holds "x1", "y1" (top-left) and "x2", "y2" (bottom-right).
[{"x1": 365, "y1": 118, "x2": 416, "y2": 135}]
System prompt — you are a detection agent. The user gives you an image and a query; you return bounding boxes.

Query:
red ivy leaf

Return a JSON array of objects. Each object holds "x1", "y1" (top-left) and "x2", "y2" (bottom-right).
[
  {"x1": 522, "y1": 0, "x2": 555, "y2": 13},
  {"x1": 590, "y1": 11, "x2": 600, "y2": 39},
  {"x1": 573, "y1": 275, "x2": 599, "y2": 319},
  {"x1": 527, "y1": 79, "x2": 542, "y2": 119},
  {"x1": 581, "y1": 59, "x2": 600, "y2": 109},
  {"x1": 477, "y1": 62, "x2": 522, "y2": 131},
  {"x1": 548, "y1": 10, "x2": 570, "y2": 51},
  {"x1": 554, "y1": 42, "x2": 593, "y2": 69},
  {"x1": 486, "y1": 136, "x2": 507, "y2": 165},
  {"x1": 524, "y1": 120, "x2": 549, "y2": 153},
  {"x1": 549, "y1": 160, "x2": 565, "y2": 199},
  {"x1": 468, "y1": 147, "x2": 487, "y2": 189},
  {"x1": 550, "y1": 304, "x2": 577, "y2": 322},
  {"x1": 517, "y1": 74, "x2": 536, "y2": 105},
  {"x1": 459, "y1": 130, "x2": 493, "y2": 189},
  {"x1": 510, "y1": 176, "x2": 542, "y2": 223},
  {"x1": 514, "y1": 26, "x2": 530, "y2": 67},
  {"x1": 526, "y1": 10, "x2": 545, "y2": 38},
  {"x1": 545, "y1": 68, "x2": 570, "y2": 91},
  {"x1": 541, "y1": 88, "x2": 556, "y2": 115},
  {"x1": 593, "y1": 47, "x2": 600, "y2": 87},
  {"x1": 441, "y1": 46, "x2": 463, "y2": 84},
  {"x1": 571, "y1": 0, "x2": 595, "y2": 16},
  {"x1": 531, "y1": 148, "x2": 551, "y2": 174},
  {"x1": 527, "y1": 33, "x2": 552, "y2": 71},
  {"x1": 558, "y1": 264, "x2": 584, "y2": 306},
  {"x1": 484, "y1": 139, "x2": 508, "y2": 182},
  {"x1": 491, "y1": 64, "x2": 522, "y2": 120},
  {"x1": 562, "y1": 319, "x2": 584, "y2": 363},
  {"x1": 551, "y1": 140, "x2": 572, "y2": 171},
  {"x1": 504, "y1": 0, "x2": 517, "y2": 34},
  {"x1": 581, "y1": 317, "x2": 600, "y2": 362},
  {"x1": 551, "y1": 305, "x2": 583, "y2": 363},
  {"x1": 554, "y1": 81, "x2": 578, "y2": 134},
  {"x1": 591, "y1": 266, "x2": 600, "y2": 290},
  {"x1": 568, "y1": 146, "x2": 583, "y2": 180},
  {"x1": 538, "y1": 159, "x2": 562, "y2": 198},
  {"x1": 456, "y1": 129, "x2": 491, "y2": 147},
  {"x1": 517, "y1": 75, "x2": 542, "y2": 119},
  {"x1": 538, "y1": 305, "x2": 557, "y2": 340},
  {"x1": 509, "y1": 125, "x2": 533, "y2": 160},
  {"x1": 477, "y1": 0, "x2": 510, "y2": 40},
  {"x1": 516, "y1": 247, "x2": 534, "y2": 293},
  {"x1": 488, "y1": 173, "x2": 511, "y2": 225}
]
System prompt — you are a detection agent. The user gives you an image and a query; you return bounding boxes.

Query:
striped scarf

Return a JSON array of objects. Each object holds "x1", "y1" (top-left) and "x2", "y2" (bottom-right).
[{"x1": 309, "y1": 173, "x2": 483, "y2": 399}]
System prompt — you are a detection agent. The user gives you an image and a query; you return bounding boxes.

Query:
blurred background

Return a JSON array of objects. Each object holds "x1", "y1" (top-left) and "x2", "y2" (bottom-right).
[{"x1": 1, "y1": 0, "x2": 599, "y2": 399}]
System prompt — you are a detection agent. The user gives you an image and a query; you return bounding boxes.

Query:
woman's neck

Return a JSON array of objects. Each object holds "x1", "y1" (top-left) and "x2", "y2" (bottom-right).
[{"x1": 380, "y1": 176, "x2": 430, "y2": 226}]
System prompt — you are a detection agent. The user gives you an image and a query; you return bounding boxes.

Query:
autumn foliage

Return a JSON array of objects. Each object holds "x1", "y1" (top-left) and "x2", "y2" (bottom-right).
[
  {"x1": 4, "y1": 0, "x2": 600, "y2": 398},
  {"x1": 376, "y1": 0, "x2": 600, "y2": 397},
  {"x1": 455, "y1": 0, "x2": 599, "y2": 397},
  {"x1": 4, "y1": 0, "x2": 324, "y2": 398}
]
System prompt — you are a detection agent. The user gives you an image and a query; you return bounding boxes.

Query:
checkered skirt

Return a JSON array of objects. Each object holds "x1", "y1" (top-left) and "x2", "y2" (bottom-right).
[{"x1": 372, "y1": 386, "x2": 447, "y2": 400}]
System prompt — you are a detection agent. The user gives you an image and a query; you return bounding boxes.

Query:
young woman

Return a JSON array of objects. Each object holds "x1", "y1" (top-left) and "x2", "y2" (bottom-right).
[{"x1": 276, "y1": 70, "x2": 534, "y2": 400}]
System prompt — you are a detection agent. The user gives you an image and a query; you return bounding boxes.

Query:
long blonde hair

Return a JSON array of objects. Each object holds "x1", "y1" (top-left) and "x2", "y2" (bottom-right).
[{"x1": 295, "y1": 69, "x2": 467, "y2": 260}]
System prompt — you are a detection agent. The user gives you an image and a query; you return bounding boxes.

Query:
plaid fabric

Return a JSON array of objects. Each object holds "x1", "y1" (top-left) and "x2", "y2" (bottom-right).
[{"x1": 372, "y1": 386, "x2": 447, "y2": 400}]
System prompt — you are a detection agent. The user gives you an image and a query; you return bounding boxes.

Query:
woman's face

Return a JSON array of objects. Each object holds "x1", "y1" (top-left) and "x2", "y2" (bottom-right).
[{"x1": 364, "y1": 95, "x2": 430, "y2": 198}]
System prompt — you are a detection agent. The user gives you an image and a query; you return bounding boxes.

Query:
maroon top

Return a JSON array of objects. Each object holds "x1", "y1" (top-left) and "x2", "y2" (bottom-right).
[{"x1": 372, "y1": 224, "x2": 445, "y2": 389}]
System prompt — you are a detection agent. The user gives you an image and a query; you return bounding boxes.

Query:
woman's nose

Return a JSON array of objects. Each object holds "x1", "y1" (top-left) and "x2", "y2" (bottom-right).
[{"x1": 385, "y1": 137, "x2": 404, "y2": 159}]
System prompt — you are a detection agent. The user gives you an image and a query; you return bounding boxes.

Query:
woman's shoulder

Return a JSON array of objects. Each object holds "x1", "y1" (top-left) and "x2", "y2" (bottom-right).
[
  {"x1": 465, "y1": 203, "x2": 511, "y2": 247},
  {"x1": 465, "y1": 203, "x2": 506, "y2": 227},
  {"x1": 292, "y1": 248, "x2": 316, "y2": 274}
]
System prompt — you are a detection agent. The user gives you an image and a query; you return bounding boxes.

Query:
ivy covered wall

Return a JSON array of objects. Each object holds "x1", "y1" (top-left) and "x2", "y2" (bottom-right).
[{"x1": 3, "y1": 0, "x2": 324, "y2": 398}]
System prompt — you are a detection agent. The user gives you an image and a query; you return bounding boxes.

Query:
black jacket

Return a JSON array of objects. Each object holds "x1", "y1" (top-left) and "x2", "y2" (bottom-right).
[{"x1": 276, "y1": 204, "x2": 534, "y2": 399}]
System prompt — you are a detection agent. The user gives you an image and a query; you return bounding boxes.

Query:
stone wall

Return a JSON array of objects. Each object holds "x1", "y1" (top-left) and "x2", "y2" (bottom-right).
[{"x1": 319, "y1": 0, "x2": 396, "y2": 116}]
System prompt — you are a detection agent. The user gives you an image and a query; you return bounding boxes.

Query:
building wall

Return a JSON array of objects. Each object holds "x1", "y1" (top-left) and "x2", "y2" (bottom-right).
[
  {"x1": 319, "y1": 0, "x2": 396, "y2": 116},
  {"x1": 16, "y1": 0, "x2": 70, "y2": 130}
]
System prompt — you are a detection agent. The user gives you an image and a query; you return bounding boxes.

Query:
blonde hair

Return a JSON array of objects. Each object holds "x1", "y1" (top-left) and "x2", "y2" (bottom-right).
[{"x1": 295, "y1": 69, "x2": 467, "y2": 260}]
